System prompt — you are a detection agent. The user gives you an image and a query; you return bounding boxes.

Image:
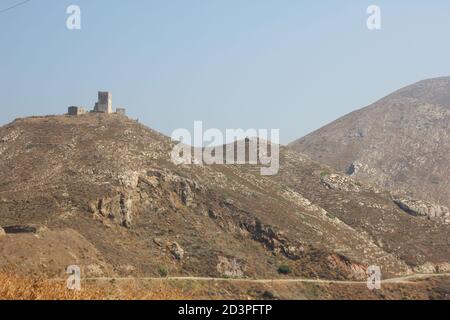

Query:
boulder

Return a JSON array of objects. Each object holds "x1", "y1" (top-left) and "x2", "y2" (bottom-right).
[
  {"x1": 167, "y1": 241, "x2": 184, "y2": 260},
  {"x1": 216, "y1": 256, "x2": 245, "y2": 278},
  {"x1": 394, "y1": 198, "x2": 450, "y2": 221},
  {"x1": 320, "y1": 173, "x2": 361, "y2": 192}
]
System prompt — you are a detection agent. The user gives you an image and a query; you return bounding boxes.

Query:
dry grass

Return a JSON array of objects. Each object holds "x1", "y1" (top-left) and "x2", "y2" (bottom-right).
[
  {"x1": 0, "y1": 272, "x2": 104, "y2": 300},
  {"x1": 1, "y1": 272, "x2": 447, "y2": 300},
  {"x1": 0, "y1": 272, "x2": 196, "y2": 300},
  {"x1": 107, "y1": 281, "x2": 197, "y2": 300}
]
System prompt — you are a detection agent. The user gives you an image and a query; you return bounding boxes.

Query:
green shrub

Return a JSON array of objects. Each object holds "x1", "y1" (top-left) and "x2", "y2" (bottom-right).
[
  {"x1": 277, "y1": 265, "x2": 291, "y2": 275},
  {"x1": 262, "y1": 290, "x2": 275, "y2": 300},
  {"x1": 320, "y1": 171, "x2": 330, "y2": 177},
  {"x1": 158, "y1": 266, "x2": 168, "y2": 277}
]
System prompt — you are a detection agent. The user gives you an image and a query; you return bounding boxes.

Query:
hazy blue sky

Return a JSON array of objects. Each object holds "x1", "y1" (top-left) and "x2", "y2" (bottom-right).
[{"x1": 1, "y1": 0, "x2": 450, "y2": 144}]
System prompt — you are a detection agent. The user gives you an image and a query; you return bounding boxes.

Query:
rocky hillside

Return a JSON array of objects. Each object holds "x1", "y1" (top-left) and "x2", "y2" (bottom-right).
[
  {"x1": 0, "y1": 114, "x2": 448, "y2": 282},
  {"x1": 289, "y1": 77, "x2": 450, "y2": 224}
]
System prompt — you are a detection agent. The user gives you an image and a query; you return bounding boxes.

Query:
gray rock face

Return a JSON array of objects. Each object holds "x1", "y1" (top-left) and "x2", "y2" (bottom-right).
[
  {"x1": 167, "y1": 241, "x2": 184, "y2": 260},
  {"x1": 394, "y1": 198, "x2": 450, "y2": 222},
  {"x1": 216, "y1": 256, "x2": 245, "y2": 278},
  {"x1": 289, "y1": 77, "x2": 450, "y2": 212},
  {"x1": 92, "y1": 194, "x2": 135, "y2": 228},
  {"x1": 120, "y1": 194, "x2": 133, "y2": 228},
  {"x1": 320, "y1": 173, "x2": 361, "y2": 192}
]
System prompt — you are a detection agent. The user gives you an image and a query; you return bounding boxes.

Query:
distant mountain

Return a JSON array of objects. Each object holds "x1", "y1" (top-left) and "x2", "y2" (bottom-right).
[
  {"x1": 289, "y1": 77, "x2": 450, "y2": 222},
  {"x1": 0, "y1": 113, "x2": 448, "y2": 298}
]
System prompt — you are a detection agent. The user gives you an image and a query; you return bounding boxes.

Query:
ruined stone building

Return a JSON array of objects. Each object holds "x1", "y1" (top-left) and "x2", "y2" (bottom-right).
[
  {"x1": 116, "y1": 108, "x2": 126, "y2": 116},
  {"x1": 67, "y1": 91, "x2": 126, "y2": 116},
  {"x1": 94, "y1": 91, "x2": 112, "y2": 114},
  {"x1": 68, "y1": 106, "x2": 86, "y2": 116}
]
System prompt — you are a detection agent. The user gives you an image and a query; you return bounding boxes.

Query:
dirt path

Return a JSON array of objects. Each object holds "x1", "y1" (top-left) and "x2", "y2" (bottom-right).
[{"x1": 75, "y1": 273, "x2": 450, "y2": 285}]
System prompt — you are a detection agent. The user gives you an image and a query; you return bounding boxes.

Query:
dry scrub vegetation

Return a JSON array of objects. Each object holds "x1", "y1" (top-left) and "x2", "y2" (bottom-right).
[
  {"x1": 0, "y1": 272, "x2": 195, "y2": 300},
  {"x1": 0, "y1": 272, "x2": 103, "y2": 300}
]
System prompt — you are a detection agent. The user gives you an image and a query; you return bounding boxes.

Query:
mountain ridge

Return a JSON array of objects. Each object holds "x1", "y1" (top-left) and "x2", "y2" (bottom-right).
[{"x1": 289, "y1": 77, "x2": 450, "y2": 222}]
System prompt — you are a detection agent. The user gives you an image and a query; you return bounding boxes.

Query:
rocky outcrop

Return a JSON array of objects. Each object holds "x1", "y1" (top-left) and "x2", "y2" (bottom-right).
[
  {"x1": 326, "y1": 254, "x2": 367, "y2": 280},
  {"x1": 91, "y1": 193, "x2": 135, "y2": 228},
  {"x1": 206, "y1": 200, "x2": 379, "y2": 280},
  {"x1": 394, "y1": 198, "x2": 450, "y2": 223},
  {"x1": 208, "y1": 203, "x2": 307, "y2": 260},
  {"x1": 216, "y1": 256, "x2": 245, "y2": 278},
  {"x1": 179, "y1": 181, "x2": 195, "y2": 206},
  {"x1": 139, "y1": 169, "x2": 204, "y2": 209},
  {"x1": 240, "y1": 218, "x2": 306, "y2": 260},
  {"x1": 119, "y1": 194, "x2": 133, "y2": 228},
  {"x1": 88, "y1": 168, "x2": 205, "y2": 229},
  {"x1": 346, "y1": 162, "x2": 362, "y2": 176},
  {"x1": 413, "y1": 262, "x2": 450, "y2": 274},
  {"x1": 0, "y1": 130, "x2": 22, "y2": 156},
  {"x1": 167, "y1": 241, "x2": 185, "y2": 260},
  {"x1": 320, "y1": 173, "x2": 361, "y2": 192}
]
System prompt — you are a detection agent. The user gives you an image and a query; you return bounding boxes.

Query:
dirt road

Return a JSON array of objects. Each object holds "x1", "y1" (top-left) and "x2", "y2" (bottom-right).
[{"x1": 74, "y1": 273, "x2": 450, "y2": 285}]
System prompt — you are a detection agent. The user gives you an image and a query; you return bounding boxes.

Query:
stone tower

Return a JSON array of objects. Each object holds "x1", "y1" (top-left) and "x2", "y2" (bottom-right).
[{"x1": 94, "y1": 91, "x2": 112, "y2": 113}]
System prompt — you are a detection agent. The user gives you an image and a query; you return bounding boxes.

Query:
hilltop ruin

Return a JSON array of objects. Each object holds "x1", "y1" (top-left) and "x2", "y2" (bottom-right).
[{"x1": 68, "y1": 91, "x2": 125, "y2": 116}]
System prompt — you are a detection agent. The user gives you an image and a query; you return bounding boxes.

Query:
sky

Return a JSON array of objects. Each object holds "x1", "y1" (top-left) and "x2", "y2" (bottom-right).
[{"x1": 1, "y1": 0, "x2": 450, "y2": 144}]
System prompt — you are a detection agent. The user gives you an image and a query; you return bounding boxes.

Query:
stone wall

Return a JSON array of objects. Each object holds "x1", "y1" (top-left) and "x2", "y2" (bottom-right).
[{"x1": 68, "y1": 106, "x2": 86, "y2": 116}]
